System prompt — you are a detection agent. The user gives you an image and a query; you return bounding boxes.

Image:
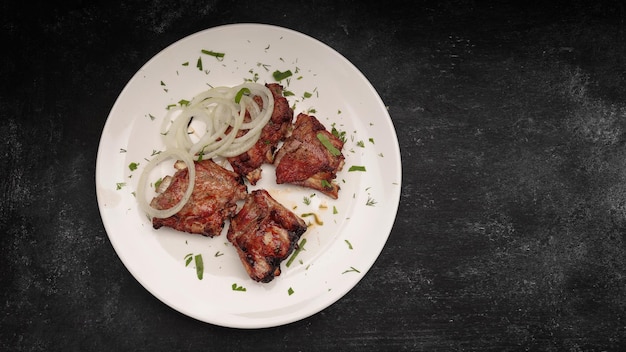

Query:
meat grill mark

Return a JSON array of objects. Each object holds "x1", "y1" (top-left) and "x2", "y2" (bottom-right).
[
  {"x1": 150, "y1": 159, "x2": 247, "y2": 237},
  {"x1": 227, "y1": 189, "x2": 308, "y2": 283}
]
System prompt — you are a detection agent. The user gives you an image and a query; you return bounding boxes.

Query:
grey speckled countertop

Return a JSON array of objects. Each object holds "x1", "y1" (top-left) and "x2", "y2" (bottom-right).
[{"x1": 2, "y1": 1, "x2": 626, "y2": 350}]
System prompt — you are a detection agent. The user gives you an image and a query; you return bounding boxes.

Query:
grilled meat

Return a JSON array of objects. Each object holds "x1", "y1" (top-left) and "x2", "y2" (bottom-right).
[
  {"x1": 227, "y1": 189, "x2": 308, "y2": 283},
  {"x1": 150, "y1": 159, "x2": 247, "y2": 237},
  {"x1": 228, "y1": 83, "x2": 293, "y2": 185},
  {"x1": 274, "y1": 113, "x2": 345, "y2": 199}
]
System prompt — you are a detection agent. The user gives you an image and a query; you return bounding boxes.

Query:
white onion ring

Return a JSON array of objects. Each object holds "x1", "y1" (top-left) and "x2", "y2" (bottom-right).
[
  {"x1": 136, "y1": 148, "x2": 196, "y2": 219},
  {"x1": 162, "y1": 82, "x2": 274, "y2": 159},
  {"x1": 137, "y1": 82, "x2": 274, "y2": 219}
]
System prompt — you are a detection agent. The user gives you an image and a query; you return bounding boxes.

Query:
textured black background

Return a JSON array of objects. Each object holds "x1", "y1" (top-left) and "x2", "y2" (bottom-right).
[{"x1": 2, "y1": 1, "x2": 626, "y2": 350}]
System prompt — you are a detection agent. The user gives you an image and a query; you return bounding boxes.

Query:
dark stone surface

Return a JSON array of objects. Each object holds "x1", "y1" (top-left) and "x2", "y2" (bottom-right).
[{"x1": 2, "y1": 1, "x2": 626, "y2": 350}]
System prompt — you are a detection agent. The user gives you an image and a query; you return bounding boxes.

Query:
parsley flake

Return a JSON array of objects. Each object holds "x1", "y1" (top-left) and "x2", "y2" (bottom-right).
[
  {"x1": 286, "y1": 238, "x2": 307, "y2": 267},
  {"x1": 348, "y1": 165, "x2": 367, "y2": 172},
  {"x1": 331, "y1": 124, "x2": 346, "y2": 143},
  {"x1": 234, "y1": 87, "x2": 250, "y2": 104},
  {"x1": 201, "y1": 49, "x2": 225, "y2": 60},
  {"x1": 317, "y1": 133, "x2": 341, "y2": 156},
  {"x1": 273, "y1": 69, "x2": 293, "y2": 81},
  {"x1": 342, "y1": 267, "x2": 361, "y2": 274},
  {"x1": 232, "y1": 283, "x2": 247, "y2": 292}
]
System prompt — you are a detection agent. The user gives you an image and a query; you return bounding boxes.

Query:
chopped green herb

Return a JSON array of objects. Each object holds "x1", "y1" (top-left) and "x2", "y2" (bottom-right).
[
  {"x1": 196, "y1": 57, "x2": 203, "y2": 71},
  {"x1": 303, "y1": 91, "x2": 313, "y2": 99},
  {"x1": 320, "y1": 179, "x2": 332, "y2": 189},
  {"x1": 342, "y1": 266, "x2": 361, "y2": 274},
  {"x1": 303, "y1": 196, "x2": 311, "y2": 205},
  {"x1": 115, "y1": 182, "x2": 126, "y2": 190},
  {"x1": 148, "y1": 114, "x2": 155, "y2": 121},
  {"x1": 286, "y1": 238, "x2": 307, "y2": 267},
  {"x1": 369, "y1": 138, "x2": 375, "y2": 144},
  {"x1": 232, "y1": 283, "x2": 247, "y2": 292},
  {"x1": 182, "y1": 62, "x2": 189, "y2": 66},
  {"x1": 160, "y1": 81, "x2": 166, "y2": 86},
  {"x1": 356, "y1": 140, "x2": 365, "y2": 148},
  {"x1": 215, "y1": 251, "x2": 224, "y2": 257},
  {"x1": 288, "y1": 287, "x2": 294, "y2": 296},
  {"x1": 154, "y1": 177, "x2": 163, "y2": 191},
  {"x1": 194, "y1": 254, "x2": 204, "y2": 280},
  {"x1": 201, "y1": 49, "x2": 225, "y2": 60},
  {"x1": 257, "y1": 62, "x2": 271, "y2": 71},
  {"x1": 317, "y1": 133, "x2": 341, "y2": 156},
  {"x1": 272, "y1": 69, "x2": 293, "y2": 81},
  {"x1": 345, "y1": 240, "x2": 353, "y2": 250},
  {"x1": 245, "y1": 71, "x2": 259, "y2": 82},
  {"x1": 184, "y1": 253, "x2": 193, "y2": 266},
  {"x1": 178, "y1": 99, "x2": 190, "y2": 107},
  {"x1": 366, "y1": 197, "x2": 377, "y2": 206},
  {"x1": 234, "y1": 87, "x2": 251, "y2": 104},
  {"x1": 333, "y1": 206, "x2": 338, "y2": 214},
  {"x1": 331, "y1": 124, "x2": 346, "y2": 143},
  {"x1": 119, "y1": 148, "x2": 127, "y2": 153},
  {"x1": 348, "y1": 165, "x2": 366, "y2": 172},
  {"x1": 283, "y1": 90, "x2": 295, "y2": 97},
  {"x1": 166, "y1": 104, "x2": 177, "y2": 110},
  {"x1": 128, "y1": 162, "x2": 139, "y2": 171}
]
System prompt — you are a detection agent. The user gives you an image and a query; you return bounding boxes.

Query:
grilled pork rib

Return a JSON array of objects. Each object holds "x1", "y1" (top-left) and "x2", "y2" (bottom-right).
[
  {"x1": 150, "y1": 159, "x2": 247, "y2": 237},
  {"x1": 227, "y1": 189, "x2": 307, "y2": 283},
  {"x1": 274, "y1": 113, "x2": 345, "y2": 199},
  {"x1": 228, "y1": 83, "x2": 293, "y2": 185}
]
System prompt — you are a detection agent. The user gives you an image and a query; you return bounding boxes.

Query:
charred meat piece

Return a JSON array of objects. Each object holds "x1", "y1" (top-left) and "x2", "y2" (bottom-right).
[
  {"x1": 274, "y1": 113, "x2": 345, "y2": 199},
  {"x1": 227, "y1": 189, "x2": 307, "y2": 283},
  {"x1": 150, "y1": 159, "x2": 247, "y2": 237},
  {"x1": 228, "y1": 83, "x2": 293, "y2": 185}
]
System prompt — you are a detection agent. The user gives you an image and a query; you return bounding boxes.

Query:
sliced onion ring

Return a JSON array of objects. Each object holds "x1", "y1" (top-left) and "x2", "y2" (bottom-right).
[
  {"x1": 162, "y1": 83, "x2": 274, "y2": 159},
  {"x1": 136, "y1": 83, "x2": 274, "y2": 220},
  {"x1": 136, "y1": 148, "x2": 196, "y2": 219}
]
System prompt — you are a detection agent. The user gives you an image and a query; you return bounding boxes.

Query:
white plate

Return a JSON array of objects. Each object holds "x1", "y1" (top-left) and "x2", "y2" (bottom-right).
[{"x1": 95, "y1": 24, "x2": 401, "y2": 328}]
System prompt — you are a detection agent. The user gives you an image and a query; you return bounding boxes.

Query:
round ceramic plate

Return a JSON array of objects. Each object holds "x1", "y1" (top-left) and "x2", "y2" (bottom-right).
[{"x1": 95, "y1": 23, "x2": 401, "y2": 328}]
